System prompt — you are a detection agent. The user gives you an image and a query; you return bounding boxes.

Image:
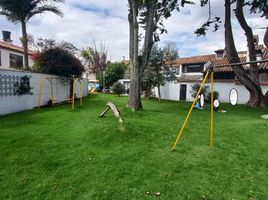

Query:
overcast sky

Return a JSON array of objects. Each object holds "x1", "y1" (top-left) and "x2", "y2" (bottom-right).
[{"x1": 0, "y1": 0, "x2": 267, "y2": 61}]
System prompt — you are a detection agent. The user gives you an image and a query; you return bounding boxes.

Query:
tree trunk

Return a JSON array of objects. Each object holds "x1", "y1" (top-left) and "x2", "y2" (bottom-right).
[
  {"x1": 264, "y1": 27, "x2": 268, "y2": 47},
  {"x1": 128, "y1": 0, "x2": 142, "y2": 110},
  {"x1": 21, "y1": 21, "x2": 29, "y2": 70},
  {"x1": 224, "y1": 0, "x2": 264, "y2": 107},
  {"x1": 157, "y1": 83, "x2": 161, "y2": 103},
  {"x1": 144, "y1": 82, "x2": 152, "y2": 99},
  {"x1": 128, "y1": 63, "x2": 143, "y2": 109},
  {"x1": 235, "y1": 0, "x2": 259, "y2": 84}
]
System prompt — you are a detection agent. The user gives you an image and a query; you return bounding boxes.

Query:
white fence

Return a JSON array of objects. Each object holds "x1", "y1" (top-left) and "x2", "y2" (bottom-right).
[
  {"x1": 0, "y1": 69, "x2": 88, "y2": 116},
  {"x1": 155, "y1": 81, "x2": 268, "y2": 104}
]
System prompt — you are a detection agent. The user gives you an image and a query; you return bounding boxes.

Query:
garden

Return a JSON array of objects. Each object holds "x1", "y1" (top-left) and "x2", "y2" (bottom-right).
[{"x1": 0, "y1": 94, "x2": 267, "y2": 199}]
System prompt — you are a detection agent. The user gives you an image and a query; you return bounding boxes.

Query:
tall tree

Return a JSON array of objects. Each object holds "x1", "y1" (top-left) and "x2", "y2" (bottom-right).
[
  {"x1": 0, "y1": 0, "x2": 64, "y2": 70},
  {"x1": 127, "y1": 0, "x2": 192, "y2": 110},
  {"x1": 81, "y1": 39, "x2": 108, "y2": 87},
  {"x1": 197, "y1": 0, "x2": 268, "y2": 107}
]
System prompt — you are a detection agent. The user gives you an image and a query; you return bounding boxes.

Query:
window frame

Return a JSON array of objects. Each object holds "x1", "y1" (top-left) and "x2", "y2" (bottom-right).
[{"x1": 9, "y1": 53, "x2": 23, "y2": 69}]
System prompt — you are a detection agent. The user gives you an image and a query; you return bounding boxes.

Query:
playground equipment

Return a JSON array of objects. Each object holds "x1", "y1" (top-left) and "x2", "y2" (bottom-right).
[
  {"x1": 172, "y1": 69, "x2": 215, "y2": 151},
  {"x1": 39, "y1": 77, "x2": 56, "y2": 109},
  {"x1": 172, "y1": 59, "x2": 268, "y2": 151},
  {"x1": 72, "y1": 78, "x2": 83, "y2": 110}
]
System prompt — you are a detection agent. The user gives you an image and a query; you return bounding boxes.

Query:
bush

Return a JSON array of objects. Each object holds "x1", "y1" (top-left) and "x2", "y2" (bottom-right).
[
  {"x1": 32, "y1": 39, "x2": 84, "y2": 77},
  {"x1": 205, "y1": 91, "x2": 219, "y2": 103},
  {"x1": 104, "y1": 62, "x2": 127, "y2": 87},
  {"x1": 112, "y1": 82, "x2": 125, "y2": 96},
  {"x1": 32, "y1": 48, "x2": 85, "y2": 77},
  {"x1": 190, "y1": 83, "x2": 209, "y2": 98}
]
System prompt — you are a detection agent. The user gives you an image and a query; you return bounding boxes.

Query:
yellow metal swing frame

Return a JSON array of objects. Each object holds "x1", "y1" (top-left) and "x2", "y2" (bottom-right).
[
  {"x1": 38, "y1": 77, "x2": 56, "y2": 109},
  {"x1": 172, "y1": 69, "x2": 215, "y2": 151},
  {"x1": 72, "y1": 78, "x2": 83, "y2": 110}
]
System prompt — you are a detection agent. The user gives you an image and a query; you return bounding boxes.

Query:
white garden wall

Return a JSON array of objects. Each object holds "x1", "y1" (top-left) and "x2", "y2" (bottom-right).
[
  {"x1": 156, "y1": 81, "x2": 268, "y2": 104},
  {"x1": 0, "y1": 69, "x2": 88, "y2": 116}
]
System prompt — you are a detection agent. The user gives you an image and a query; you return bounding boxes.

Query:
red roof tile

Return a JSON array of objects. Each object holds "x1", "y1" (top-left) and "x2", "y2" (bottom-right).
[
  {"x1": 173, "y1": 54, "x2": 215, "y2": 65},
  {"x1": 0, "y1": 40, "x2": 35, "y2": 55},
  {"x1": 211, "y1": 47, "x2": 268, "y2": 72}
]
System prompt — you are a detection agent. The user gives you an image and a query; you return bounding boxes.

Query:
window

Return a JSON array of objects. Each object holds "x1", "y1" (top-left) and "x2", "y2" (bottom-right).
[
  {"x1": 182, "y1": 64, "x2": 204, "y2": 73},
  {"x1": 10, "y1": 53, "x2": 23, "y2": 69}
]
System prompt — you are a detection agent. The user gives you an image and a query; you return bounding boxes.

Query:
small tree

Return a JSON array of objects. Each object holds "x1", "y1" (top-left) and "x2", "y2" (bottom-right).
[
  {"x1": 112, "y1": 82, "x2": 125, "y2": 97},
  {"x1": 190, "y1": 83, "x2": 209, "y2": 99},
  {"x1": 81, "y1": 39, "x2": 108, "y2": 87},
  {"x1": 206, "y1": 91, "x2": 219, "y2": 104},
  {"x1": 32, "y1": 39, "x2": 84, "y2": 77},
  {"x1": 104, "y1": 62, "x2": 127, "y2": 87}
]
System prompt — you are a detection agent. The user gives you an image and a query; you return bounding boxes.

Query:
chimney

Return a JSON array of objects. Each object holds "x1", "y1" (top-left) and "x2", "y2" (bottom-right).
[
  {"x1": 253, "y1": 35, "x2": 259, "y2": 45},
  {"x1": 215, "y1": 49, "x2": 225, "y2": 59},
  {"x1": 2, "y1": 30, "x2": 12, "y2": 43}
]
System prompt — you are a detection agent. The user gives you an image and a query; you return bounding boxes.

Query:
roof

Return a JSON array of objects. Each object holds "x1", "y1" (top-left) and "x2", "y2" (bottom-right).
[
  {"x1": 173, "y1": 54, "x2": 215, "y2": 65},
  {"x1": 212, "y1": 47, "x2": 268, "y2": 72},
  {"x1": 0, "y1": 40, "x2": 35, "y2": 55}
]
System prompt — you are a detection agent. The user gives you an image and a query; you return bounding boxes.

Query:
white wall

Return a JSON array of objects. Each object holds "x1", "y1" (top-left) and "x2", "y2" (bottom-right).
[
  {"x1": 156, "y1": 82, "x2": 197, "y2": 102},
  {"x1": 0, "y1": 47, "x2": 33, "y2": 70},
  {"x1": 0, "y1": 69, "x2": 88, "y2": 116},
  {"x1": 156, "y1": 81, "x2": 268, "y2": 104}
]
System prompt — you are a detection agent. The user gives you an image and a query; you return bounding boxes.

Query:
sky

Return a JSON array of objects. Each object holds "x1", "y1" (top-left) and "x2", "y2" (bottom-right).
[{"x1": 0, "y1": 0, "x2": 267, "y2": 61}]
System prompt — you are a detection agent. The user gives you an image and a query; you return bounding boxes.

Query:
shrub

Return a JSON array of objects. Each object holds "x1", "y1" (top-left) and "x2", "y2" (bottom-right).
[
  {"x1": 190, "y1": 83, "x2": 209, "y2": 98},
  {"x1": 205, "y1": 91, "x2": 219, "y2": 103},
  {"x1": 112, "y1": 82, "x2": 125, "y2": 96},
  {"x1": 32, "y1": 39, "x2": 84, "y2": 77},
  {"x1": 104, "y1": 62, "x2": 127, "y2": 87}
]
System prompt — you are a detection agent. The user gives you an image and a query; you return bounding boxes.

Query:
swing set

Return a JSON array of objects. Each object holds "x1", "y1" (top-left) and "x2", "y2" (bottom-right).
[
  {"x1": 171, "y1": 58, "x2": 268, "y2": 151},
  {"x1": 38, "y1": 77, "x2": 83, "y2": 110},
  {"x1": 172, "y1": 69, "x2": 215, "y2": 151}
]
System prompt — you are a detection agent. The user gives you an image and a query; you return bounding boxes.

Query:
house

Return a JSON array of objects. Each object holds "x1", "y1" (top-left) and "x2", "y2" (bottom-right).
[
  {"x1": 0, "y1": 31, "x2": 34, "y2": 70},
  {"x1": 157, "y1": 44, "x2": 268, "y2": 104}
]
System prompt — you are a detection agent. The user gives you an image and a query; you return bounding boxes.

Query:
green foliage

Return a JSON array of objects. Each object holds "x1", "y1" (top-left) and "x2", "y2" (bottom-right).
[
  {"x1": 0, "y1": 0, "x2": 63, "y2": 23},
  {"x1": 205, "y1": 91, "x2": 219, "y2": 103},
  {"x1": 14, "y1": 75, "x2": 32, "y2": 95},
  {"x1": 104, "y1": 62, "x2": 127, "y2": 87},
  {"x1": 112, "y1": 82, "x2": 125, "y2": 96},
  {"x1": 32, "y1": 40, "x2": 84, "y2": 77},
  {"x1": 190, "y1": 83, "x2": 209, "y2": 98}
]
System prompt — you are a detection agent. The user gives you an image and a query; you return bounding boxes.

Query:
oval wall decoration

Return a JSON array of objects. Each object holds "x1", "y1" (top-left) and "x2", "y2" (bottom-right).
[
  {"x1": 200, "y1": 94, "x2": 204, "y2": 108},
  {"x1": 214, "y1": 99, "x2": 220, "y2": 108},
  {"x1": 229, "y1": 88, "x2": 238, "y2": 105}
]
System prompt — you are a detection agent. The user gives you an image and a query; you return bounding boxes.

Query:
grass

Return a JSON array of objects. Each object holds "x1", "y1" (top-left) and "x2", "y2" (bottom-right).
[{"x1": 0, "y1": 94, "x2": 267, "y2": 200}]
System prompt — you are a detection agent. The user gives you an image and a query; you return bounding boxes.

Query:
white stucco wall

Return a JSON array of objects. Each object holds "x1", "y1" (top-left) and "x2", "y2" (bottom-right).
[
  {"x1": 0, "y1": 69, "x2": 88, "y2": 116},
  {"x1": 156, "y1": 81, "x2": 268, "y2": 104},
  {"x1": 156, "y1": 82, "x2": 197, "y2": 102},
  {"x1": 0, "y1": 47, "x2": 33, "y2": 70}
]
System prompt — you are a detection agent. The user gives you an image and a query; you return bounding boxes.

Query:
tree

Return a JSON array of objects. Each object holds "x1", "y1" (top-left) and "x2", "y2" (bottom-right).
[
  {"x1": 0, "y1": 0, "x2": 64, "y2": 70},
  {"x1": 142, "y1": 45, "x2": 164, "y2": 100},
  {"x1": 127, "y1": 0, "x2": 193, "y2": 110},
  {"x1": 104, "y1": 62, "x2": 127, "y2": 87},
  {"x1": 81, "y1": 39, "x2": 108, "y2": 87},
  {"x1": 32, "y1": 39, "x2": 84, "y2": 77},
  {"x1": 197, "y1": 0, "x2": 268, "y2": 107},
  {"x1": 142, "y1": 43, "x2": 178, "y2": 101},
  {"x1": 112, "y1": 82, "x2": 125, "y2": 97}
]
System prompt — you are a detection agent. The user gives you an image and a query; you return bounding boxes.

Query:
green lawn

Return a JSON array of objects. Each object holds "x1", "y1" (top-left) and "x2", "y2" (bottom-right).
[{"x1": 0, "y1": 94, "x2": 267, "y2": 200}]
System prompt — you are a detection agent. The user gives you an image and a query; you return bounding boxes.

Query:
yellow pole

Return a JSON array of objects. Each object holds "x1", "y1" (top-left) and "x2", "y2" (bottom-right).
[
  {"x1": 72, "y1": 78, "x2": 77, "y2": 110},
  {"x1": 210, "y1": 72, "x2": 214, "y2": 147},
  {"x1": 80, "y1": 80, "x2": 83, "y2": 106},
  {"x1": 49, "y1": 78, "x2": 54, "y2": 107},
  {"x1": 172, "y1": 71, "x2": 210, "y2": 151},
  {"x1": 38, "y1": 77, "x2": 48, "y2": 109}
]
